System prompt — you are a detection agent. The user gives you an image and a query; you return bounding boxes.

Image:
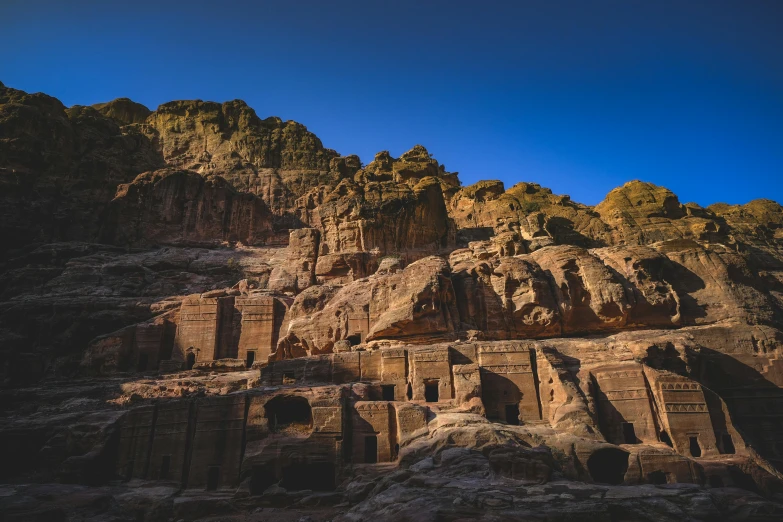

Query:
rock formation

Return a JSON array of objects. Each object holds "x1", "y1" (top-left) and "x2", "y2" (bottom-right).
[{"x1": 2, "y1": 81, "x2": 783, "y2": 521}]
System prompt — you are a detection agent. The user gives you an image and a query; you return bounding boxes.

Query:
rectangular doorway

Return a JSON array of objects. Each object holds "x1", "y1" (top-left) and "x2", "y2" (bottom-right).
[
  {"x1": 622, "y1": 422, "x2": 638, "y2": 444},
  {"x1": 137, "y1": 353, "x2": 148, "y2": 372},
  {"x1": 206, "y1": 466, "x2": 220, "y2": 490},
  {"x1": 246, "y1": 350, "x2": 255, "y2": 368},
  {"x1": 424, "y1": 380, "x2": 439, "y2": 403},
  {"x1": 160, "y1": 455, "x2": 171, "y2": 480},
  {"x1": 505, "y1": 404, "x2": 520, "y2": 425},
  {"x1": 382, "y1": 384, "x2": 395, "y2": 401},
  {"x1": 364, "y1": 435, "x2": 378, "y2": 464}
]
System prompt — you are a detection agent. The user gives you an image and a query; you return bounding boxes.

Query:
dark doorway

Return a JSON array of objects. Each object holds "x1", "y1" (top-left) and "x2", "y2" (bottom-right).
[
  {"x1": 206, "y1": 466, "x2": 220, "y2": 491},
  {"x1": 406, "y1": 383, "x2": 413, "y2": 400},
  {"x1": 160, "y1": 455, "x2": 170, "y2": 480},
  {"x1": 137, "y1": 353, "x2": 148, "y2": 372},
  {"x1": 647, "y1": 470, "x2": 667, "y2": 485},
  {"x1": 346, "y1": 334, "x2": 361, "y2": 346},
  {"x1": 689, "y1": 436, "x2": 702, "y2": 458},
  {"x1": 364, "y1": 435, "x2": 378, "y2": 464},
  {"x1": 660, "y1": 430, "x2": 673, "y2": 447},
  {"x1": 186, "y1": 352, "x2": 196, "y2": 370},
  {"x1": 721, "y1": 433, "x2": 735, "y2": 454},
  {"x1": 424, "y1": 380, "x2": 439, "y2": 403},
  {"x1": 280, "y1": 462, "x2": 335, "y2": 491},
  {"x1": 250, "y1": 464, "x2": 276, "y2": 495},
  {"x1": 382, "y1": 385, "x2": 395, "y2": 401},
  {"x1": 246, "y1": 350, "x2": 255, "y2": 368},
  {"x1": 622, "y1": 422, "x2": 638, "y2": 444},
  {"x1": 124, "y1": 460, "x2": 134, "y2": 482},
  {"x1": 587, "y1": 448, "x2": 629, "y2": 485},
  {"x1": 505, "y1": 404, "x2": 520, "y2": 425}
]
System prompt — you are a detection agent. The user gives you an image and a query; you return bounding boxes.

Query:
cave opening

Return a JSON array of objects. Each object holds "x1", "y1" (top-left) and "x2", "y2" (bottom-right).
[
  {"x1": 265, "y1": 395, "x2": 313, "y2": 434},
  {"x1": 647, "y1": 470, "x2": 667, "y2": 485},
  {"x1": 250, "y1": 464, "x2": 276, "y2": 495},
  {"x1": 587, "y1": 448, "x2": 630, "y2": 485},
  {"x1": 280, "y1": 462, "x2": 335, "y2": 491},
  {"x1": 186, "y1": 351, "x2": 196, "y2": 370},
  {"x1": 346, "y1": 334, "x2": 361, "y2": 346}
]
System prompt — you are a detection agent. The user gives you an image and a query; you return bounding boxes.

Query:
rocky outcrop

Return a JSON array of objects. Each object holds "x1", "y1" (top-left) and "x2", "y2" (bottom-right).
[{"x1": 101, "y1": 168, "x2": 274, "y2": 247}]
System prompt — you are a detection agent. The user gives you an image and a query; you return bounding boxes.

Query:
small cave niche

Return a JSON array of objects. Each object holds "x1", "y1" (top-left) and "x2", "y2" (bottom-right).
[
  {"x1": 587, "y1": 447, "x2": 630, "y2": 485},
  {"x1": 346, "y1": 334, "x2": 362, "y2": 346},
  {"x1": 265, "y1": 395, "x2": 313, "y2": 435},
  {"x1": 186, "y1": 351, "x2": 196, "y2": 370},
  {"x1": 647, "y1": 470, "x2": 667, "y2": 485}
]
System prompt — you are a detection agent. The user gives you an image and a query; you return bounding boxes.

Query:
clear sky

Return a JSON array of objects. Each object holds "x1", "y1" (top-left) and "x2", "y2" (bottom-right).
[{"x1": 2, "y1": 0, "x2": 782, "y2": 207}]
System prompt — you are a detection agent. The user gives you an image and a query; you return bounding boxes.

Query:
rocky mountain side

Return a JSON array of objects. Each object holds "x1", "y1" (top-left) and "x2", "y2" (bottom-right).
[{"x1": 2, "y1": 81, "x2": 783, "y2": 521}]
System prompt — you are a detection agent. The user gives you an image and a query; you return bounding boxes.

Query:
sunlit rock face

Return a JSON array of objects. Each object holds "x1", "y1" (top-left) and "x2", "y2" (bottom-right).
[{"x1": 2, "y1": 83, "x2": 783, "y2": 521}]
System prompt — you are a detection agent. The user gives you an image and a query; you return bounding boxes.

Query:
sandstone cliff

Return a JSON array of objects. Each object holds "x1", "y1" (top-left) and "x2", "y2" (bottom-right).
[{"x1": 2, "y1": 81, "x2": 783, "y2": 521}]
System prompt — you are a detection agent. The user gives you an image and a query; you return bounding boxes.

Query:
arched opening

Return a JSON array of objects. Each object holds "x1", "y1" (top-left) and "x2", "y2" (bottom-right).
[
  {"x1": 647, "y1": 470, "x2": 667, "y2": 485},
  {"x1": 186, "y1": 351, "x2": 196, "y2": 370},
  {"x1": 264, "y1": 395, "x2": 313, "y2": 435},
  {"x1": 346, "y1": 334, "x2": 361, "y2": 346},
  {"x1": 587, "y1": 447, "x2": 629, "y2": 485}
]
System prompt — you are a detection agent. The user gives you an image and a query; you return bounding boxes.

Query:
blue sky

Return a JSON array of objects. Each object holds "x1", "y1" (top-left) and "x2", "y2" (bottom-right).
[{"x1": 2, "y1": 0, "x2": 781, "y2": 206}]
